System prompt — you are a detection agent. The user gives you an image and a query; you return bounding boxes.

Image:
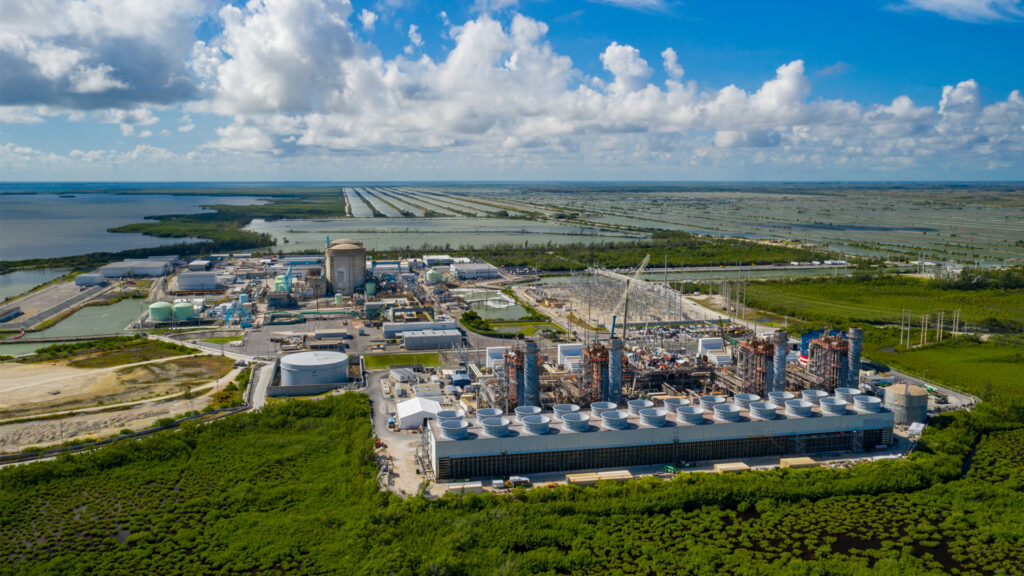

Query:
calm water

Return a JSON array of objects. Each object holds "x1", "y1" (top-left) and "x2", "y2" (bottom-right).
[
  {"x1": 31, "y1": 298, "x2": 146, "y2": 338},
  {"x1": 0, "y1": 193, "x2": 262, "y2": 261},
  {"x1": 246, "y1": 217, "x2": 644, "y2": 251},
  {"x1": 0, "y1": 269, "x2": 69, "y2": 301}
]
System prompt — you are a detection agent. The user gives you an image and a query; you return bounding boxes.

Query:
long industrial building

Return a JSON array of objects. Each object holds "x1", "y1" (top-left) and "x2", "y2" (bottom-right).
[{"x1": 428, "y1": 392, "x2": 893, "y2": 480}]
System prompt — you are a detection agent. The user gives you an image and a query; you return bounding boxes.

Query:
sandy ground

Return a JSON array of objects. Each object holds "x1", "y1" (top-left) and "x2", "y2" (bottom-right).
[
  {"x1": 0, "y1": 393, "x2": 213, "y2": 452},
  {"x1": 0, "y1": 355, "x2": 201, "y2": 418}
]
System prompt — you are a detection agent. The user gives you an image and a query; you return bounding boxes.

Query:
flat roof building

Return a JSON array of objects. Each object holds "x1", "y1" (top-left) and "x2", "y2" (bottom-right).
[
  {"x1": 402, "y1": 329, "x2": 463, "y2": 350},
  {"x1": 450, "y1": 262, "x2": 500, "y2": 280}
]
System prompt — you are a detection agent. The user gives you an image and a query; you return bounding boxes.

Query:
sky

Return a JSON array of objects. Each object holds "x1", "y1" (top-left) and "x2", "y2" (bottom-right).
[{"x1": 0, "y1": 0, "x2": 1022, "y2": 181}]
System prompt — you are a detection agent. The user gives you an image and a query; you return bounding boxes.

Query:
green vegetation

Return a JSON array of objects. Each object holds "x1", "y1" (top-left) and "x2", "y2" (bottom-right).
[
  {"x1": 201, "y1": 336, "x2": 243, "y2": 345},
  {"x1": 372, "y1": 230, "x2": 829, "y2": 271},
  {"x1": 362, "y1": 352, "x2": 442, "y2": 370},
  {"x1": 2, "y1": 395, "x2": 1022, "y2": 574},
  {"x1": 206, "y1": 366, "x2": 251, "y2": 409},
  {"x1": 459, "y1": 310, "x2": 559, "y2": 338},
  {"x1": 743, "y1": 271, "x2": 1024, "y2": 332},
  {"x1": 23, "y1": 337, "x2": 194, "y2": 364}
]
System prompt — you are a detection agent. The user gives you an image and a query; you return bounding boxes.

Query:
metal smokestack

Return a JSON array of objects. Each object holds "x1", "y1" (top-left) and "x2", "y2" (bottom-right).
[
  {"x1": 773, "y1": 330, "x2": 788, "y2": 393},
  {"x1": 523, "y1": 340, "x2": 540, "y2": 407},
  {"x1": 606, "y1": 337, "x2": 624, "y2": 405},
  {"x1": 847, "y1": 327, "x2": 863, "y2": 389}
]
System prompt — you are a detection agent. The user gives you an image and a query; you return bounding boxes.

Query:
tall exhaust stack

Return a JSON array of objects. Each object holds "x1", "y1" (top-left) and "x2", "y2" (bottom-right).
[
  {"x1": 773, "y1": 330, "x2": 788, "y2": 393},
  {"x1": 523, "y1": 340, "x2": 540, "y2": 407},
  {"x1": 847, "y1": 327, "x2": 863, "y2": 389},
  {"x1": 606, "y1": 337, "x2": 624, "y2": 405}
]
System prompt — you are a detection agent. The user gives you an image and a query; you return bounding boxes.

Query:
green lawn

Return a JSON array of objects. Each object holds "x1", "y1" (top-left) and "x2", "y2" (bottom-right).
[
  {"x1": 744, "y1": 275, "x2": 1024, "y2": 332},
  {"x1": 362, "y1": 352, "x2": 442, "y2": 370}
]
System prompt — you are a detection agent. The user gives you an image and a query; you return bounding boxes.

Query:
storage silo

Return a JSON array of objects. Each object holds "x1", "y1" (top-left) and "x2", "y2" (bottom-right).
[
  {"x1": 280, "y1": 351, "x2": 350, "y2": 386},
  {"x1": 365, "y1": 280, "x2": 377, "y2": 297},
  {"x1": 172, "y1": 302, "x2": 194, "y2": 321},
  {"x1": 425, "y1": 268, "x2": 442, "y2": 284},
  {"x1": 884, "y1": 383, "x2": 928, "y2": 425},
  {"x1": 148, "y1": 302, "x2": 172, "y2": 322}
]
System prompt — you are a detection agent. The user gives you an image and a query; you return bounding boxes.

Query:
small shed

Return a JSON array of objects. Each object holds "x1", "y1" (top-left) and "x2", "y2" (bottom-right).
[
  {"x1": 396, "y1": 397, "x2": 441, "y2": 429},
  {"x1": 389, "y1": 368, "x2": 417, "y2": 383}
]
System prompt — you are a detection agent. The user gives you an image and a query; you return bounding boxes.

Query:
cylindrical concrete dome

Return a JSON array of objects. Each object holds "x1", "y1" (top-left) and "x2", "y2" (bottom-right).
[
  {"x1": 700, "y1": 395, "x2": 725, "y2": 409},
  {"x1": 785, "y1": 399, "x2": 814, "y2": 417},
  {"x1": 591, "y1": 401, "x2": 616, "y2": 418},
  {"x1": 676, "y1": 406, "x2": 706, "y2": 425},
  {"x1": 440, "y1": 419, "x2": 469, "y2": 439},
  {"x1": 768, "y1": 391, "x2": 795, "y2": 406},
  {"x1": 436, "y1": 410, "x2": 464, "y2": 422},
  {"x1": 172, "y1": 302, "x2": 194, "y2": 320},
  {"x1": 280, "y1": 351, "x2": 349, "y2": 386},
  {"x1": 552, "y1": 404, "x2": 580, "y2": 420},
  {"x1": 819, "y1": 397, "x2": 848, "y2": 415},
  {"x1": 802, "y1": 389, "x2": 828, "y2": 405},
  {"x1": 749, "y1": 401, "x2": 778, "y2": 420},
  {"x1": 853, "y1": 395, "x2": 882, "y2": 413},
  {"x1": 835, "y1": 387, "x2": 860, "y2": 403},
  {"x1": 514, "y1": 405, "x2": 541, "y2": 422},
  {"x1": 627, "y1": 399, "x2": 654, "y2": 415},
  {"x1": 148, "y1": 301, "x2": 172, "y2": 322},
  {"x1": 714, "y1": 403, "x2": 742, "y2": 422},
  {"x1": 639, "y1": 408, "x2": 667, "y2": 427},
  {"x1": 481, "y1": 417, "x2": 510, "y2": 437},
  {"x1": 476, "y1": 408, "x2": 503, "y2": 420},
  {"x1": 601, "y1": 410, "x2": 629, "y2": 429},
  {"x1": 522, "y1": 415, "x2": 551, "y2": 435},
  {"x1": 562, "y1": 412, "x2": 591, "y2": 432},
  {"x1": 663, "y1": 397, "x2": 690, "y2": 411},
  {"x1": 734, "y1": 393, "x2": 760, "y2": 410}
]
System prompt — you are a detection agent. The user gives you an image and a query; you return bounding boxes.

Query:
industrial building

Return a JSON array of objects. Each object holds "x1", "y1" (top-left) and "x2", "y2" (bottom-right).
[
  {"x1": 382, "y1": 318, "x2": 458, "y2": 339},
  {"x1": 188, "y1": 259, "x2": 212, "y2": 271},
  {"x1": 557, "y1": 343, "x2": 584, "y2": 372},
  {"x1": 74, "y1": 273, "x2": 106, "y2": 287},
  {"x1": 401, "y1": 329, "x2": 463, "y2": 350},
  {"x1": 423, "y1": 255, "x2": 453, "y2": 267},
  {"x1": 177, "y1": 271, "x2": 221, "y2": 291},
  {"x1": 325, "y1": 238, "x2": 366, "y2": 296},
  {"x1": 397, "y1": 397, "x2": 442, "y2": 429},
  {"x1": 450, "y1": 262, "x2": 500, "y2": 280},
  {"x1": 98, "y1": 259, "x2": 172, "y2": 278},
  {"x1": 427, "y1": 392, "x2": 893, "y2": 480}
]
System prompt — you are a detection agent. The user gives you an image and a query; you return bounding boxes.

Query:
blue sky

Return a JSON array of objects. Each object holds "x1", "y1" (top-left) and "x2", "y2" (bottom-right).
[{"x1": 1, "y1": 0, "x2": 1022, "y2": 180}]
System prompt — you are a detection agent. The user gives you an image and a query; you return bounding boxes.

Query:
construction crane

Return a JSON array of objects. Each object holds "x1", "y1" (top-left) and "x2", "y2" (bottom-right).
[{"x1": 610, "y1": 254, "x2": 650, "y2": 340}]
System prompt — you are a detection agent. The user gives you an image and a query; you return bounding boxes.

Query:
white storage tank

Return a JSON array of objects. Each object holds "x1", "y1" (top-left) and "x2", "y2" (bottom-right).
[{"x1": 280, "y1": 351, "x2": 349, "y2": 386}]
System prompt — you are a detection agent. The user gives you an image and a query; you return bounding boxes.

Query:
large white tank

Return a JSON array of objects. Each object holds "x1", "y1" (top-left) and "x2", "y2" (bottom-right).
[{"x1": 280, "y1": 351, "x2": 349, "y2": 386}]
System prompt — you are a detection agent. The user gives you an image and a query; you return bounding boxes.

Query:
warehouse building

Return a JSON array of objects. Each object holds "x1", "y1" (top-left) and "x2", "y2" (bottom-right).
[
  {"x1": 402, "y1": 329, "x2": 463, "y2": 350},
  {"x1": 397, "y1": 397, "x2": 442, "y2": 429},
  {"x1": 427, "y1": 393, "x2": 893, "y2": 480},
  {"x1": 423, "y1": 255, "x2": 453, "y2": 267},
  {"x1": 177, "y1": 271, "x2": 222, "y2": 291},
  {"x1": 74, "y1": 273, "x2": 106, "y2": 287},
  {"x1": 450, "y1": 262, "x2": 500, "y2": 280},
  {"x1": 188, "y1": 259, "x2": 212, "y2": 271},
  {"x1": 98, "y1": 259, "x2": 172, "y2": 278},
  {"x1": 383, "y1": 318, "x2": 458, "y2": 338}
]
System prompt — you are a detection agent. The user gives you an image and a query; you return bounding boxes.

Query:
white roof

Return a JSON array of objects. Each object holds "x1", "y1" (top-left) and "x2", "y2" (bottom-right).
[
  {"x1": 908, "y1": 422, "x2": 927, "y2": 436},
  {"x1": 396, "y1": 397, "x2": 441, "y2": 422}
]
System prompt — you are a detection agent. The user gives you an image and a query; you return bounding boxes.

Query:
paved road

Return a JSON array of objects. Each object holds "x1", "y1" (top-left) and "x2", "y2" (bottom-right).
[
  {"x1": 150, "y1": 334, "x2": 255, "y2": 362},
  {"x1": 362, "y1": 370, "x2": 429, "y2": 495},
  {"x1": 0, "y1": 283, "x2": 112, "y2": 330},
  {"x1": 250, "y1": 363, "x2": 274, "y2": 410}
]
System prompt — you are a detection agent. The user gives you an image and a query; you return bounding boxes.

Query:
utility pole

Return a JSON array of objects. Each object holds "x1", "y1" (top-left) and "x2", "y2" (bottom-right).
[
  {"x1": 937, "y1": 311, "x2": 944, "y2": 343},
  {"x1": 921, "y1": 314, "x2": 929, "y2": 346}
]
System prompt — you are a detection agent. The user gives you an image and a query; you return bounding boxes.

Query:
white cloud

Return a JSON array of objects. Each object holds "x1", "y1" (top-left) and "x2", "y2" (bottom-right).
[
  {"x1": 590, "y1": 0, "x2": 668, "y2": 11},
  {"x1": 897, "y1": 0, "x2": 1024, "y2": 21},
  {"x1": 661, "y1": 48, "x2": 684, "y2": 82},
  {"x1": 408, "y1": 24, "x2": 423, "y2": 47},
  {"x1": 601, "y1": 42, "x2": 653, "y2": 94},
  {"x1": 358, "y1": 9, "x2": 377, "y2": 31}
]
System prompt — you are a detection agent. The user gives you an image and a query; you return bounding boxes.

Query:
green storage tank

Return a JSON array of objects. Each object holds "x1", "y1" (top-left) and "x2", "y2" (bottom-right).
[
  {"x1": 149, "y1": 302, "x2": 172, "y2": 322},
  {"x1": 334, "y1": 293, "x2": 343, "y2": 305},
  {"x1": 426, "y1": 269, "x2": 442, "y2": 284},
  {"x1": 173, "y1": 302, "x2": 194, "y2": 321},
  {"x1": 365, "y1": 280, "x2": 377, "y2": 296}
]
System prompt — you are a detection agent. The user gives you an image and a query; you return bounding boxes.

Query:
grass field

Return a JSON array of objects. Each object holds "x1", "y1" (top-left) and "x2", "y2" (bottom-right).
[
  {"x1": 362, "y1": 352, "x2": 442, "y2": 370},
  {"x1": 67, "y1": 341, "x2": 194, "y2": 369},
  {"x1": 744, "y1": 275, "x2": 1024, "y2": 332}
]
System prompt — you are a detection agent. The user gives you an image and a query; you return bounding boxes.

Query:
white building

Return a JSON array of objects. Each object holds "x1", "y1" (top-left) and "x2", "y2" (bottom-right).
[
  {"x1": 423, "y1": 254, "x2": 453, "y2": 267},
  {"x1": 396, "y1": 397, "x2": 442, "y2": 429},
  {"x1": 98, "y1": 259, "x2": 171, "y2": 278},
  {"x1": 177, "y1": 271, "x2": 221, "y2": 291},
  {"x1": 402, "y1": 329, "x2": 463, "y2": 350},
  {"x1": 74, "y1": 273, "x2": 106, "y2": 287},
  {"x1": 698, "y1": 337, "x2": 725, "y2": 357},
  {"x1": 382, "y1": 318, "x2": 458, "y2": 338},
  {"x1": 450, "y1": 262, "x2": 500, "y2": 280},
  {"x1": 485, "y1": 346, "x2": 510, "y2": 370},
  {"x1": 558, "y1": 343, "x2": 584, "y2": 372},
  {"x1": 188, "y1": 259, "x2": 211, "y2": 271}
]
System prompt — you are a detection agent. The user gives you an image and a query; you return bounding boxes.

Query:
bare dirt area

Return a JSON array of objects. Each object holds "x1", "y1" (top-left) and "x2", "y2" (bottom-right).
[
  {"x1": 0, "y1": 355, "x2": 234, "y2": 420},
  {"x1": 0, "y1": 394, "x2": 214, "y2": 453}
]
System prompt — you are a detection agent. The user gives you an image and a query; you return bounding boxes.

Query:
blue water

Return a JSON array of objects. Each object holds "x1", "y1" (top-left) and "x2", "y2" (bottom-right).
[{"x1": 0, "y1": 193, "x2": 262, "y2": 261}]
